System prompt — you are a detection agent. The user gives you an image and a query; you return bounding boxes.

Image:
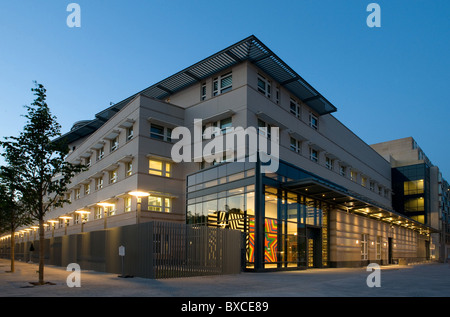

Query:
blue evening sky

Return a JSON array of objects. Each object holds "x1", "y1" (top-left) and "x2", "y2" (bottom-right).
[{"x1": 0, "y1": 1, "x2": 449, "y2": 177}]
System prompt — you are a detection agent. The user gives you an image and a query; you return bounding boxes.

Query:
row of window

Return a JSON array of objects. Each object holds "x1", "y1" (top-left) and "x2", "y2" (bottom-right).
[
  {"x1": 49, "y1": 195, "x2": 173, "y2": 230},
  {"x1": 289, "y1": 136, "x2": 390, "y2": 199},
  {"x1": 82, "y1": 126, "x2": 134, "y2": 167},
  {"x1": 359, "y1": 234, "x2": 383, "y2": 261},
  {"x1": 67, "y1": 159, "x2": 171, "y2": 203}
]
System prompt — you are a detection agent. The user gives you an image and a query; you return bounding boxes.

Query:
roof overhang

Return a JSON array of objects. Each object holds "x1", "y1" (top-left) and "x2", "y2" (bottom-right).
[
  {"x1": 283, "y1": 178, "x2": 437, "y2": 235},
  {"x1": 55, "y1": 35, "x2": 337, "y2": 145}
]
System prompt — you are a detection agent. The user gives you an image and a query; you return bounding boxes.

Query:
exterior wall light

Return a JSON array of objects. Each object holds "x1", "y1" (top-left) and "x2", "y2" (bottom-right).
[{"x1": 128, "y1": 191, "x2": 150, "y2": 224}]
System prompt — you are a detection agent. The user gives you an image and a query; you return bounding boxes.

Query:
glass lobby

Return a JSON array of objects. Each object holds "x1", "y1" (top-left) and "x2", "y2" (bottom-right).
[{"x1": 186, "y1": 160, "x2": 329, "y2": 271}]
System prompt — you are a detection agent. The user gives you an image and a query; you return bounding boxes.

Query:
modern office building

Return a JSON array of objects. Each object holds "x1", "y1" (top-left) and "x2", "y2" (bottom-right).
[
  {"x1": 371, "y1": 137, "x2": 450, "y2": 262},
  {"x1": 1, "y1": 36, "x2": 436, "y2": 271}
]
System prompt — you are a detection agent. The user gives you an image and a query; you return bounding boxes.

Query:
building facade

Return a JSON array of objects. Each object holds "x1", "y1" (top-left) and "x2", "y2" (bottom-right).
[
  {"x1": 371, "y1": 137, "x2": 450, "y2": 262},
  {"x1": 1, "y1": 36, "x2": 435, "y2": 271}
]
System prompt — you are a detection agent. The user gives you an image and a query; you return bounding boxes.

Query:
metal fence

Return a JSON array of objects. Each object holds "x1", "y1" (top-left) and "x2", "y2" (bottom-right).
[{"x1": 0, "y1": 221, "x2": 244, "y2": 279}]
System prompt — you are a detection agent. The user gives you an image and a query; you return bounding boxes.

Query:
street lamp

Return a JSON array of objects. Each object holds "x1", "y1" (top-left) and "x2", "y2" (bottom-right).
[{"x1": 128, "y1": 191, "x2": 150, "y2": 224}]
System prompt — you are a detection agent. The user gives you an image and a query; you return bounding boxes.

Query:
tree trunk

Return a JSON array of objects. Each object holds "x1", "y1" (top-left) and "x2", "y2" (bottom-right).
[
  {"x1": 10, "y1": 230, "x2": 15, "y2": 273},
  {"x1": 38, "y1": 218, "x2": 45, "y2": 284}
]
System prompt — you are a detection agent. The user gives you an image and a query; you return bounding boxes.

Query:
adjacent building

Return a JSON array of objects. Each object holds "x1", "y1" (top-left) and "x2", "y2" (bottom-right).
[
  {"x1": 1, "y1": 36, "x2": 437, "y2": 271},
  {"x1": 371, "y1": 137, "x2": 450, "y2": 262}
]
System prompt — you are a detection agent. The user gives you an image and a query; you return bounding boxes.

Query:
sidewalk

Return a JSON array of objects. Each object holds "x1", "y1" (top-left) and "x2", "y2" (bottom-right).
[{"x1": 0, "y1": 258, "x2": 449, "y2": 297}]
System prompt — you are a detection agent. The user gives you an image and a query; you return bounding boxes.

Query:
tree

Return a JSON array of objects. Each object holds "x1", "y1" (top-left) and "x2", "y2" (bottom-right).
[
  {"x1": 0, "y1": 167, "x2": 32, "y2": 272},
  {"x1": 0, "y1": 82, "x2": 87, "y2": 284}
]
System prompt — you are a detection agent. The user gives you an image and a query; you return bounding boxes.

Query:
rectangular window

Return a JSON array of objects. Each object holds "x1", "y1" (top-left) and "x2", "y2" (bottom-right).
[
  {"x1": 149, "y1": 159, "x2": 171, "y2": 177},
  {"x1": 150, "y1": 124, "x2": 172, "y2": 142},
  {"x1": 339, "y1": 165, "x2": 346, "y2": 177},
  {"x1": 94, "y1": 207, "x2": 102, "y2": 219},
  {"x1": 97, "y1": 147, "x2": 105, "y2": 161},
  {"x1": 148, "y1": 196, "x2": 172, "y2": 213},
  {"x1": 258, "y1": 119, "x2": 272, "y2": 139},
  {"x1": 257, "y1": 75, "x2": 271, "y2": 98},
  {"x1": 310, "y1": 148, "x2": 318, "y2": 162},
  {"x1": 84, "y1": 183, "x2": 90, "y2": 195},
  {"x1": 126, "y1": 162, "x2": 132, "y2": 177},
  {"x1": 290, "y1": 137, "x2": 301, "y2": 153},
  {"x1": 326, "y1": 157, "x2": 333, "y2": 170},
  {"x1": 351, "y1": 171, "x2": 357, "y2": 182},
  {"x1": 361, "y1": 177, "x2": 367, "y2": 187},
  {"x1": 124, "y1": 197, "x2": 131, "y2": 212},
  {"x1": 275, "y1": 87, "x2": 280, "y2": 104},
  {"x1": 96, "y1": 177, "x2": 103, "y2": 190},
  {"x1": 201, "y1": 83, "x2": 206, "y2": 100},
  {"x1": 150, "y1": 124, "x2": 165, "y2": 140},
  {"x1": 309, "y1": 113, "x2": 318, "y2": 130},
  {"x1": 361, "y1": 234, "x2": 368, "y2": 260},
  {"x1": 213, "y1": 72, "x2": 232, "y2": 96},
  {"x1": 75, "y1": 188, "x2": 80, "y2": 200},
  {"x1": 290, "y1": 98, "x2": 301, "y2": 118},
  {"x1": 370, "y1": 182, "x2": 375, "y2": 191},
  {"x1": 127, "y1": 127, "x2": 133, "y2": 141},
  {"x1": 219, "y1": 117, "x2": 232, "y2": 134},
  {"x1": 85, "y1": 157, "x2": 91, "y2": 167},
  {"x1": 110, "y1": 136, "x2": 119, "y2": 152},
  {"x1": 376, "y1": 236, "x2": 382, "y2": 260},
  {"x1": 109, "y1": 170, "x2": 118, "y2": 184},
  {"x1": 404, "y1": 179, "x2": 424, "y2": 195}
]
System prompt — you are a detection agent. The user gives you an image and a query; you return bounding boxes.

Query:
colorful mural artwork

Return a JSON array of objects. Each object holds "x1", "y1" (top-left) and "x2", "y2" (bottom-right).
[
  {"x1": 246, "y1": 218, "x2": 279, "y2": 263},
  {"x1": 264, "y1": 219, "x2": 278, "y2": 262},
  {"x1": 247, "y1": 217, "x2": 255, "y2": 262}
]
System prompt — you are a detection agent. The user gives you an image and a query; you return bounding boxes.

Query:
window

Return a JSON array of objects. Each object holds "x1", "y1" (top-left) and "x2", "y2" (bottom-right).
[
  {"x1": 85, "y1": 156, "x2": 91, "y2": 167},
  {"x1": 404, "y1": 179, "x2": 424, "y2": 195},
  {"x1": 75, "y1": 188, "x2": 81, "y2": 200},
  {"x1": 150, "y1": 124, "x2": 172, "y2": 142},
  {"x1": 219, "y1": 117, "x2": 232, "y2": 134},
  {"x1": 290, "y1": 137, "x2": 301, "y2": 153},
  {"x1": 310, "y1": 148, "x2": 318, "y2": 162},
  {"x1": 213, "y1": 72, "x2": 232, "y2": 96},
  {"x1": 94, "y1": 207, "x2": 102, "y2": 219},
  {"x1": 361, "y1": 177, "x2": 367, "y2": 187},
  {"x1": 124, "y1": 197, "x2": 131, "y2": 212},
  {"x1": 201, "y1": 83, "x2": 206, "y2": 100},
  {"x1": 149, "y1": 159, "x2": 171, "y2": 177},
  {"x1": 126, "y1": 162, "x2": 133, "y2": 177},
  {"x1": 97, "y1": 147, "x2": 105, "y2": 161},
  {"x1": 150, "y1": 124, "x2": 164, "y2": 140},
  {"x1": 370, "y1": 182, "x2": 375, "y2": 191},
  {"x1": 105, "y1": 205, "x2": 115, "y2": 216},
  {"x1": 309, "y1": 113, "x2": 318, "y2": 130},
  {"x1": 257, "y1": 75, "x2": 271, "y2": 98},
  {"x1": 203, "y1": 117, "x2": 233, "y2": 137},
  {"x1": 110, "y1": 136, "x2": 119, "y2": 152},
  {"x1": 148, "y1": 196, "x2": 172, "y2": 213},
  {"x1": 109, "y1": 169, "x2": 118, "y2": 184},
  {"x1": 351, "y1": 171, "x2": 357, "y2": 182},
  {"x1": 275, "y1": 87, "x2": 280, "y2": 104},
  {"x1": 84, "y1": 183, "x2": 90, "y2": 195},
  {"x1": 257, "y1": 119, "x2": 272, "y2": 139},
  {"x1": 376, "y1": 236, "x2": 382, "y2": 260},
  {"x1": 361, "y1": 234, "x2": 368, "y2": 260},
  {"x1": 96, "y1": 177, "x2": 103, "y2": 190},
  {"x1": 326, "y1": 157, "x2": 333, "y2": 170},
  {"x1": 290, "y1": 98, "x2": 301, "y2": 119},
  {"x1": 339, "y1": 165, "x2": 346, "y2": 177},
  {"x1": 127, "y1": 126, "x2": 134, "y2": 141}
]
